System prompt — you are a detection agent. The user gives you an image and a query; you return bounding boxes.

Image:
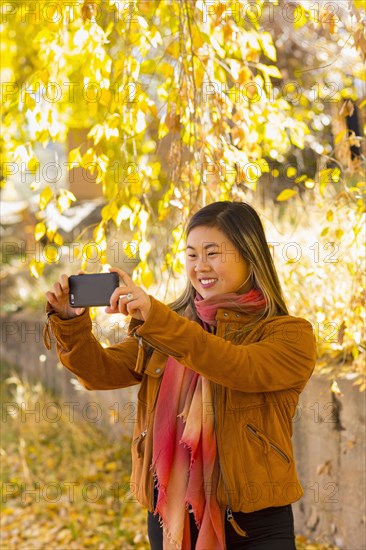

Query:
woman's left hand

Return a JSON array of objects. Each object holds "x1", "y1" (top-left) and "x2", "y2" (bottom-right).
[{"x1": 105, "y1": 267, "x2": 152, "y2": 321}]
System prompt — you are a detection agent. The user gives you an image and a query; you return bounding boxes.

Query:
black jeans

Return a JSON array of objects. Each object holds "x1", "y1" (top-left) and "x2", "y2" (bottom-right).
[{"x1": 147, "y1": 504, "x2": 296, "y2": 550}]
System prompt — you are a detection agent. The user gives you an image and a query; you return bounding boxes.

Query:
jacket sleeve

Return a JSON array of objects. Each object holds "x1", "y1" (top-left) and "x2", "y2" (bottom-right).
[
  {"x1": 135, "y1": 297, "x2": 316, "y2": 393},
  {"x1": 46, "y1": 310, "x2": 142, "y2": 390}
]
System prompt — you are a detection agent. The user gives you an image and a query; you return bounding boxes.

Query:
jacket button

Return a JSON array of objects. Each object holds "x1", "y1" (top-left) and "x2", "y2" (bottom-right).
[
  {"x1": 223, "y1": 312, "x2": 229, "y2": 317},
  {"x1": 155, "y1": 368, "x2": 161, "y2": 374}
]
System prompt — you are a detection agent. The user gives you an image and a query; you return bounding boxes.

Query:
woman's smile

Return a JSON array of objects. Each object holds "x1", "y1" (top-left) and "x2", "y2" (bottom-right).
[{"x1": 199, "y1": 278, "x2": 218, "y2": 289}]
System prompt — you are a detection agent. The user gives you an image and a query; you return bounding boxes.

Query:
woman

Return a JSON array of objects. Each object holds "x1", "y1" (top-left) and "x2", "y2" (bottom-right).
[{"x1": 45, "y1": 201, "x2": 316, "y2": 549}]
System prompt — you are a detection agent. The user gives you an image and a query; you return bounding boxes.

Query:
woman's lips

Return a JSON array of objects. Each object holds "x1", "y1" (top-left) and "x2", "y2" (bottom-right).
[{"x1": 199, "y1": 278, "x2": 218, "y2": 289}]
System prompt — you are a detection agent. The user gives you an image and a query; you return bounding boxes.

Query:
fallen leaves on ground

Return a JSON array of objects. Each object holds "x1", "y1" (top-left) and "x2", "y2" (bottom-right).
[
  {"x1": 1, "y1": 372, "x2": 338, "y2": 549},
  {"x1": 1, "y1": 373, "x2": 149, "y2": 549}
]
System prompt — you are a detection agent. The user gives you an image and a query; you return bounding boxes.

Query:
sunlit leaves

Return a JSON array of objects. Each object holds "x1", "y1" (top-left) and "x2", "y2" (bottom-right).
[
  {"x1": 34, "y1": 222, "x2": 46, "y2": 241},
  {"x1": 56, "y1": 189, "x2": 76, "y2": 213},
  {"x1": 257, "y1": 63, "x2": 282, "y2": 80},
  {"x1": 287, "y1": 166, "x2": 297, "y2": 178},
  {"x1": 276, "y1": 189, "x2": 298, "y2": 201},
  {"x1": 259, "y1": 33, "x2": 277, "y2": 61},
  {"x1": 1, "y1": 0, "x2": 365, "y2": 386},
  {"x1": 94, "y1": 223, "x2": 106, "y2": 245},
  {"x1": 68, "y1": 147, "x2": 82, "y2": 166},
  {"x1": 114, "y1": 205, "x2": 132, "y2": 227},
  {"x1": 29, "y1": 259, "x2": 45, "y2": 279},
  {"x1": 318, "y1": 168, "x2": 341, "y2": 195},
  {"x1": 88, "y1": 122, "x2": 119, "y2": 145},
  {"x1": 39, "y1": 186, "x2": 53, "y2": 210}
]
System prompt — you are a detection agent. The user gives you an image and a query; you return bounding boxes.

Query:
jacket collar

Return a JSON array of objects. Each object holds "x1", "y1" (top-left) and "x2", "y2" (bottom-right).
[{"x1": 184, "y1": 303, "x2": 258, "y2": 325}]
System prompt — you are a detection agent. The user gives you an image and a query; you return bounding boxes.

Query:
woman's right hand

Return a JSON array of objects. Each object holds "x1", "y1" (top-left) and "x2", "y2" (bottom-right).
[{"x1": 45, "y1": 273, "x2": 85, "y2": 320}]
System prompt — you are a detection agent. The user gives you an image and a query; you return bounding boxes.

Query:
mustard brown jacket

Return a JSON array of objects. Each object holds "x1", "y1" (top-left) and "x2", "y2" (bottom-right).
[{"x1": 45, "y1": 296, "x2": 316, "y2": 514}]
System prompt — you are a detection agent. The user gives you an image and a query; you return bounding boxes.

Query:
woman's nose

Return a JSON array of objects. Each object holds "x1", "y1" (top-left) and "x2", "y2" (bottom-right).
[{"x1": 194, "y1": 260, "x2": 210, "y2": 272}]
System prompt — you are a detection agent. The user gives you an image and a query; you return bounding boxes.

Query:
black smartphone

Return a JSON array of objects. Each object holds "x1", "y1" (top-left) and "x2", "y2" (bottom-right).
[{"x1": 68, "y1": 272, "x2": 120, "y2": 308}]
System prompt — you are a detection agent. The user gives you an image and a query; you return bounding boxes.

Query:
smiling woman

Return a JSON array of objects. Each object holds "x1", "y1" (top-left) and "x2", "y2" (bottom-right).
[
  {"x1": 44, "y1": 201, "x2": 316, "y2": 550},
  {"x1": 169, "y1": 201, "x2": 289, "y2": 322}
]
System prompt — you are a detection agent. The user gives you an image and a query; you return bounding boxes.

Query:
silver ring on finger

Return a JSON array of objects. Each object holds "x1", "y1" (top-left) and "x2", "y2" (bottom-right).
[{"x1": 126, "y1": 292, "x2": 134, "y2": 301}]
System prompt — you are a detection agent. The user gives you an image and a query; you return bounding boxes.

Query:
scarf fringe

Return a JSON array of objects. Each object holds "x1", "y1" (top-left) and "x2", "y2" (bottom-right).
[
  {"x1": 162, "y1": 525, "x2": 182, "y2": 550},
  {"x1": 177, "y1": 412, "x2": 187, "y2": 423},
  {"x1": 179, "y1": 439, "x2": 197, "y2": 470},
  {"x1": 153, "y1": 491, "x2": 184, "y2": 550},
  {"x1": 155, "y1": 512, "x2": 182, "y2": 550},
  {"x1": 185, "y1": 500, "x2": 202, "y2": 530},
  {"x1": 151, "y1": 465, "x2": 167, "y2": 512}
]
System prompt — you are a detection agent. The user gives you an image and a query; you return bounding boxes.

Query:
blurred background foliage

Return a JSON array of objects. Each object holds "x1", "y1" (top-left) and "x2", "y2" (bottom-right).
[{"x1": 0, "y1": 0, "x2": 365, "y2": 385}]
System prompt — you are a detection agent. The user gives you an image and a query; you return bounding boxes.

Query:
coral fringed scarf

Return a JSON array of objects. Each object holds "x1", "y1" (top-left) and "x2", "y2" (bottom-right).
[
  {"x1": 194, "y1": 288, "x2": 267, "y2": 327},
  {"x1": 152, "y1": 289, "x2": 265, "y2": 549}
]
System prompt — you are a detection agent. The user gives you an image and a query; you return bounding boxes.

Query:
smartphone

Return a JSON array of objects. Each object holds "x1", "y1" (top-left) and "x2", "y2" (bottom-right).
[{"x1": 68, "y1": 272, "x2": 120, "y2": 308}]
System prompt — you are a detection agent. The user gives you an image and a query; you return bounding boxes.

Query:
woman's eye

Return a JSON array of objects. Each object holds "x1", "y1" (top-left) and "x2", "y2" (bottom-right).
[{"x1": 187, "y1": 252, "x2": 217, "y2": 258}]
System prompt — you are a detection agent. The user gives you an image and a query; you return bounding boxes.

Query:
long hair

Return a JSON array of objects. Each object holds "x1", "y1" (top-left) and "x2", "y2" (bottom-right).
[{"x1": 168, "y1": 201, "x2": 289, "y2": 319}]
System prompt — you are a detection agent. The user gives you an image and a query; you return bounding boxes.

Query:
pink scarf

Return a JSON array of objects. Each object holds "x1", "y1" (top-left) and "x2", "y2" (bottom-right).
[
  {"x1": 152, "y1": 289, "x2": 265, "y2": 549},
  {"x1": 195, "y1": 288, "x2": 267, "y2": 327}
]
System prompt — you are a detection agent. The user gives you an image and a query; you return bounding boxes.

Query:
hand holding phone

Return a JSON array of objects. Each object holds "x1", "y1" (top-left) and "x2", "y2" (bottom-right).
[
  {"x1": 46, "y1": 273, "x2": 85, "y2": 320},
  {"x1": 46, "y1": 268, "x2": 152, "y2": 321}
]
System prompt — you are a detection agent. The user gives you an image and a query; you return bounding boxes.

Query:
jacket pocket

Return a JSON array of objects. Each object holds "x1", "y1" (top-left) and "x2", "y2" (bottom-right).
[{"x1": 245, "y1": 424, "x2": 291, "y2": 465}]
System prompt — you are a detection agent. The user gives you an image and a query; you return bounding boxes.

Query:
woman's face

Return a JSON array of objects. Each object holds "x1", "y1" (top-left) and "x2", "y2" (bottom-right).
[{"x1": 186, "y1": 225, "x2": 251, "y2": 298}]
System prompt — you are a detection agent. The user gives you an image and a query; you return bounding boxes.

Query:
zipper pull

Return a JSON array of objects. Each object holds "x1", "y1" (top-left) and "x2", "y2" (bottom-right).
[
  {"x1": 134, "y1": 336, "x2": 146, "y2": 374},
  {"x1": 133, "y1": 429, "x2": 147, "y2": 458},
  {"x1": 260, "y1": 433, "x2": 271, "y2": 455},
  {"x1": 43, "y1": 312, "x2": 55, "y2": 350},
  {"x1": 43, "y1": 320, "x2": 52, "y2": 350},
  {"x1": 226, "y1": 507, "x2": 247, "y2": 537}
]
